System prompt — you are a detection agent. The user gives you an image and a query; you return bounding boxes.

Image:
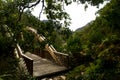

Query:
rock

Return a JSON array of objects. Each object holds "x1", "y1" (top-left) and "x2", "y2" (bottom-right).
[
  {"x1": 60, "y1": 75, "x2": 66, "y2": 80},
  {"x1": 41, "y1": 78, "x2": 47, "y2": 80},
  {"x1": 41, "y1": 74, "x2": 66, "y2": 80}
]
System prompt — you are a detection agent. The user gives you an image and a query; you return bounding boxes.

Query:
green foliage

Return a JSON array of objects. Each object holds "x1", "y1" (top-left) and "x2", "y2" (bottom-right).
[
  {"x1": 0, "y1": 1, "x2": 34, "y2": 79},
  {"x1": 98, "y1": 0, "x2": 120, "y2": 29},
  {"x1": 78, "y1": 0, "x2": 105, "y2": 5},
  {"x1": 67, "y1": 35, "x2": 82, "y2": 53},
  {"x1": 67, "y1": 65, "x2": 86, "y2": 80},
  {"x1": 67, "y1": 0, "x2": 120, "y2": 80}
]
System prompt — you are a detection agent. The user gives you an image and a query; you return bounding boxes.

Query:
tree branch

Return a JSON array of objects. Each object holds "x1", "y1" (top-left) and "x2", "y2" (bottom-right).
[
  {"x1": 17, "y1": 6, "x2": 25, "y2": 22},
  {"x1": 25, "y1": 0, "x2": 41, "y2": 8},
  {"x1": 17, "y1": 0, "x2": 41, "y2": 22},
  {"x1": 39, "y1": 0, "x2": 45, "y2": 19}
]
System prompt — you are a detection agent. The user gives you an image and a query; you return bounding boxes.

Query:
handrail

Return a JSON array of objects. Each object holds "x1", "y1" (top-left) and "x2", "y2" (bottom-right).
[
  {"x1": 45, "y1": 44, "x2": 62, "y2": 65},
  {"x1": 26, "y1": 27, "x2": 61, "y2": 65},
  {"x1": 25, "y1": 27, "x2": 70, "y2": 67},
  {"x1": 53, "y1": 51, "x2": 69, "y2": 67},
  {"x1": 54, "y1": 51, "x2": 69, "y2": 56},
  {"x1": 16, "y1": 44, "x2": 23, "y2": 58},
  {"x1": 16, "y1": 44, "x2": 33, "y2": 60},
  {"x1": 50, "y1": 45, "x2": 57, "y2": 52},
  {"x1": 16, "y1": 44, "x2": 33, "y2": 75}
]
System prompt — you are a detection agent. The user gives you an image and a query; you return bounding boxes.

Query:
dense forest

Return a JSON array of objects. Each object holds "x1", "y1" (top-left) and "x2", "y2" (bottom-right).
[{"x1": 0, "y1": 0, "x2": 120, "y2": 80}]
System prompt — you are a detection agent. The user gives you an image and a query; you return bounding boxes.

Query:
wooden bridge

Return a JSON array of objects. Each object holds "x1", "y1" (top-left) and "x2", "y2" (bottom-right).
[{"x1": 15, "y1": 27, "x2": 70, "y2": 79}]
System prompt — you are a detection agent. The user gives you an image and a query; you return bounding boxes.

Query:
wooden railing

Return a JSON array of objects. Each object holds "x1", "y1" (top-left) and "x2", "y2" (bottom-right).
[
  {"x1": 16, "y1": 44, "x2": 33, "y2": 75},
  {"x1": 22, "y1": 54, "x2": 33, "y2": 75},
  {"x1": 54, "y1": 51, "x2": 69, "y2": 67},
  {"x1": 26, "y1": 27, "x2": 64, "y2": 65},
  {"x1": 33, "y1": 49, "x2": 69, "y2": 67}
]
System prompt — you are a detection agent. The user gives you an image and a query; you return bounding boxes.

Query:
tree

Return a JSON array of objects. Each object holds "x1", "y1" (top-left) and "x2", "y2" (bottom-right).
[{"x1": 67, "y1": 0, "x2": 120, "y2": 80}]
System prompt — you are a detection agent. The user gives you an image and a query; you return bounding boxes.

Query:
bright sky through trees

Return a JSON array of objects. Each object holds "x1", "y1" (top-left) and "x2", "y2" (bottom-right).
[{"x1": 32, "y1": 2, "x2": 107, "y2": 31}]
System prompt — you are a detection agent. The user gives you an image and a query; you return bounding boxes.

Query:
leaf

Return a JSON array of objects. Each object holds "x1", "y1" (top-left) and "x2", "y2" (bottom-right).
[{"x1": 98, "y1": 48, "x2": 109, "y2": 57}]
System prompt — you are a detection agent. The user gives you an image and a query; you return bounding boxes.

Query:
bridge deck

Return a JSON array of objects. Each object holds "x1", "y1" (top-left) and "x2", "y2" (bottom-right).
[{"x1": 25, "y1": 52, "x2": 68, "y2": 78}]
